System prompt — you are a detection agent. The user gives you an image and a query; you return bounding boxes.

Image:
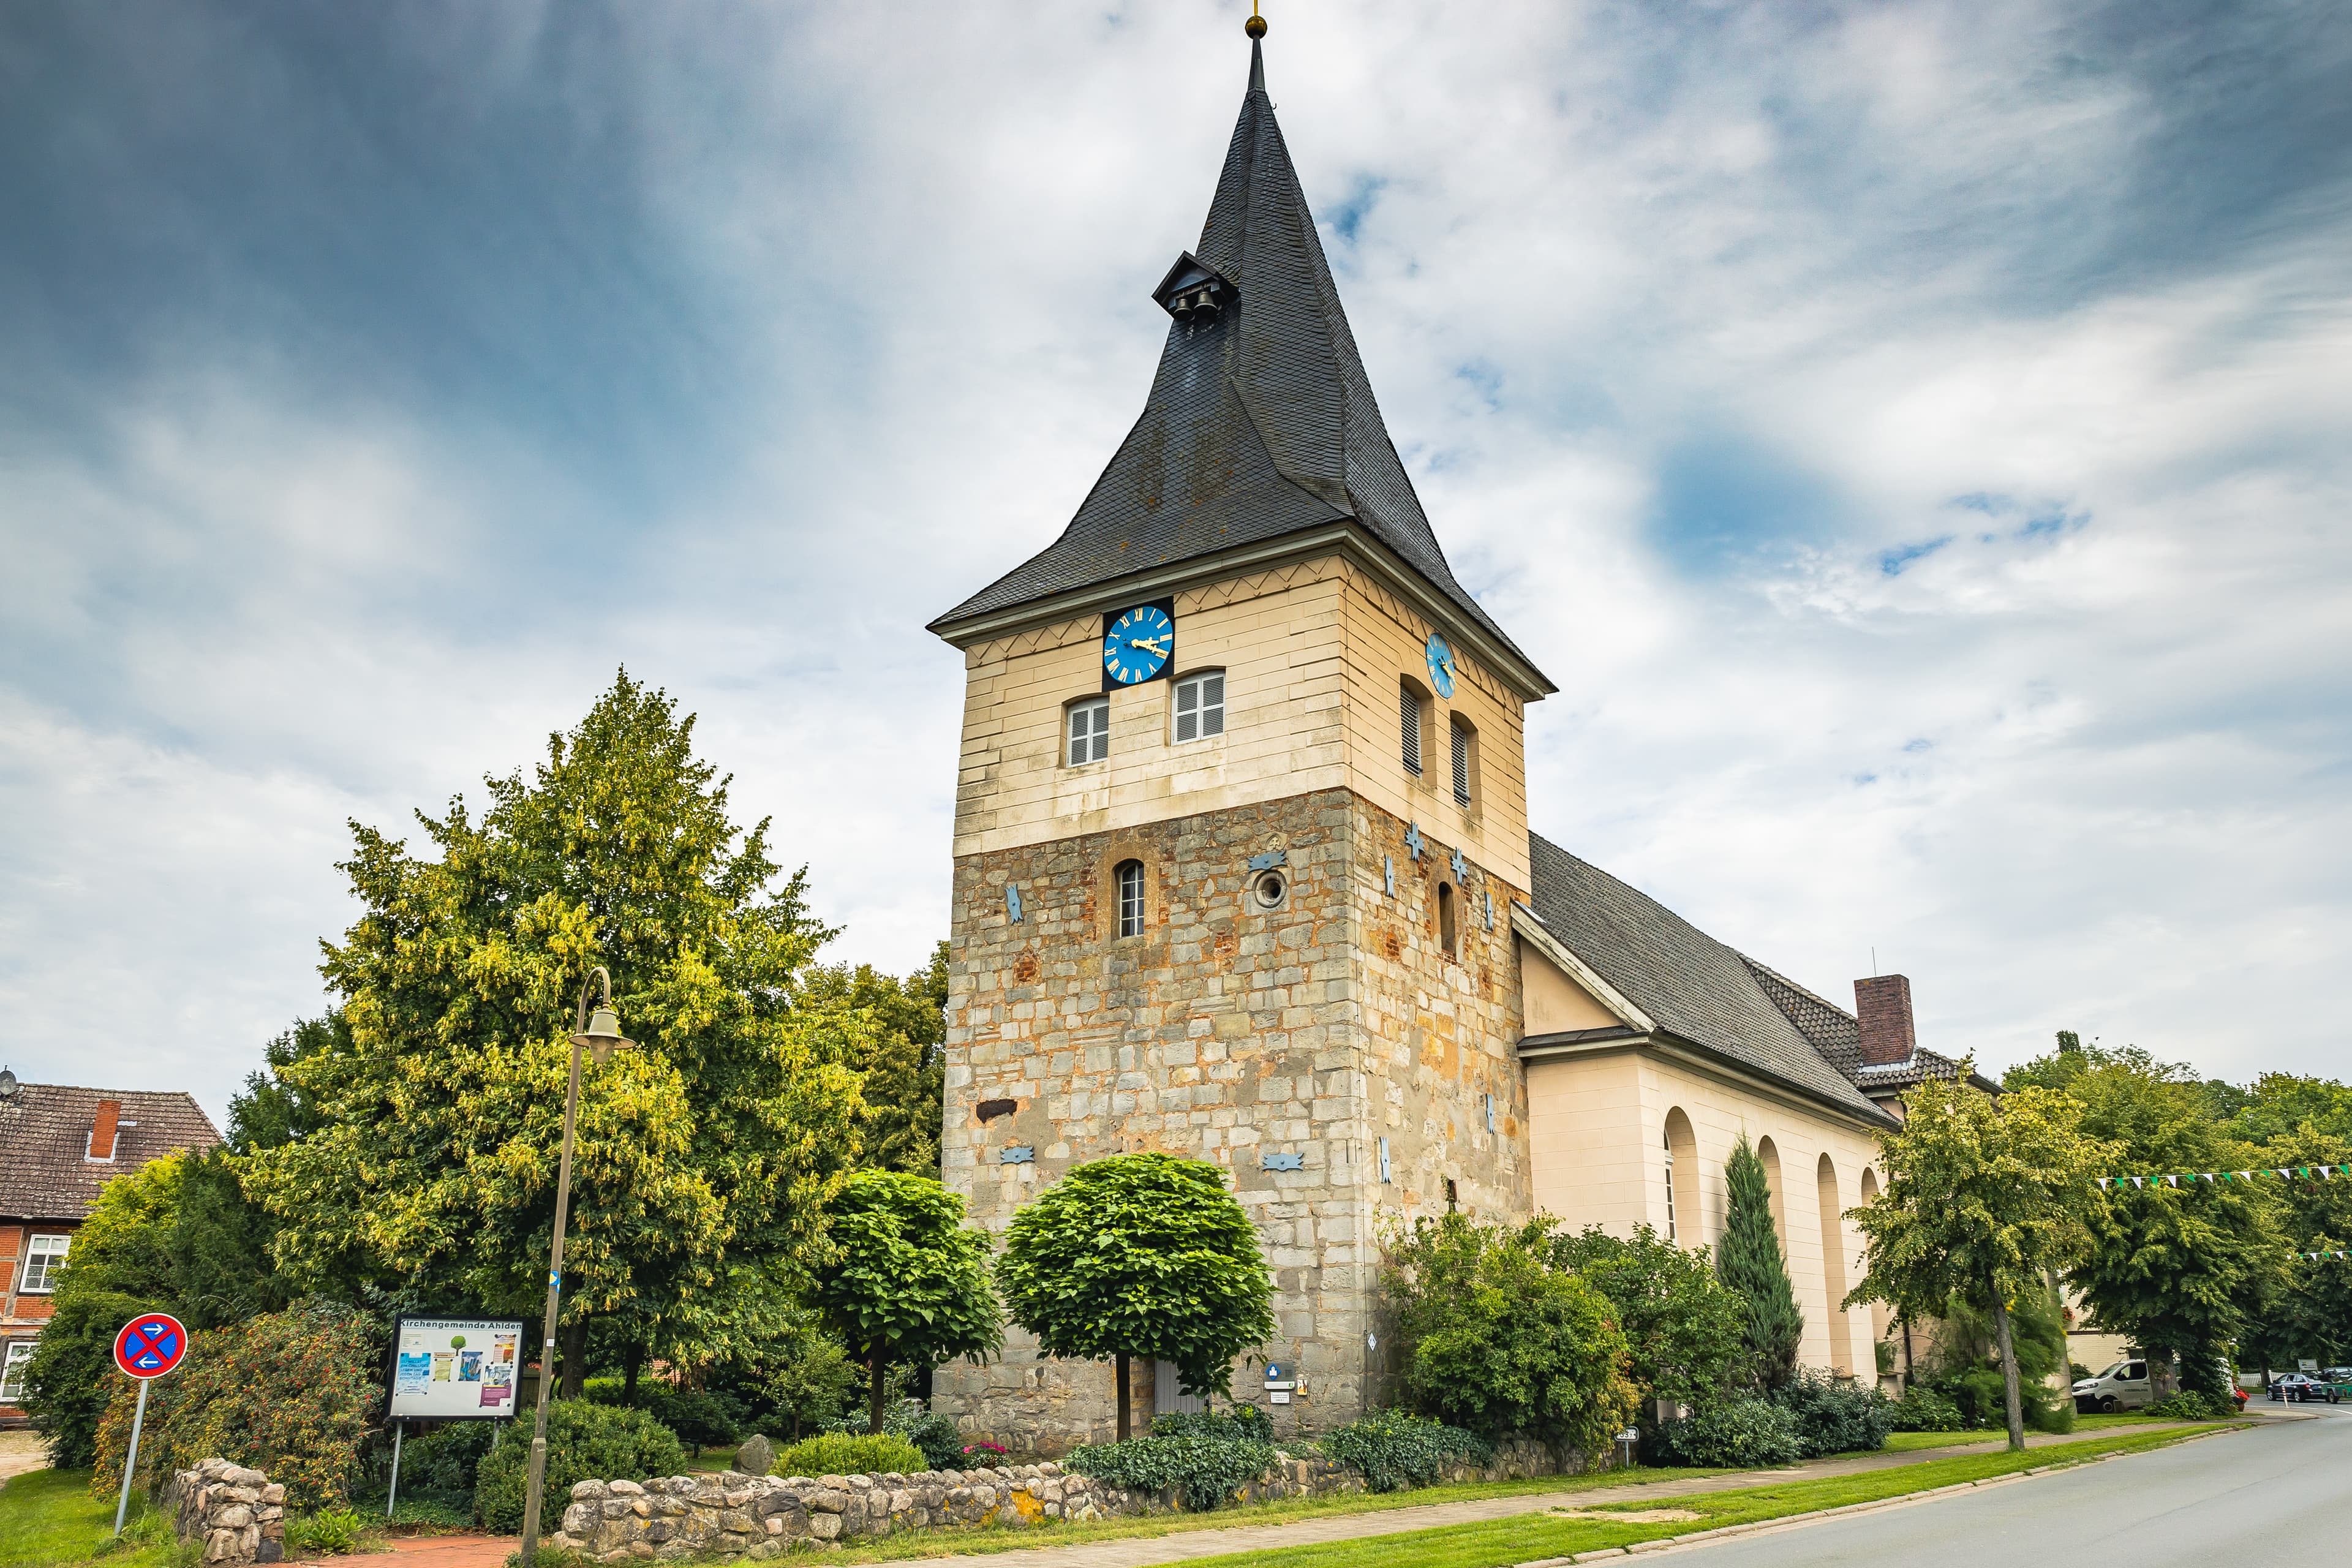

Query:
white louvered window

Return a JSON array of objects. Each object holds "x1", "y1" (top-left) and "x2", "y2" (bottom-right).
[
  {"x1": 1451, "y1": 719, "x2": 1473, "y2": 807},
  {"x1": 19, "y1": 1234, "x2": 69, "y2": 1294},
  {"x1": 1116, "y1": 859, "x2": 1145, "y2": 938},
  {"x1": 1401, "y1": 684, "x2": 1422, "y2": 775},
  {"x1": 1174, "y1": 671, "x2": 1224, "y2": 744},
  {"x1": 1067, "y1": 698, "x2": 1109, "y2": 766}
]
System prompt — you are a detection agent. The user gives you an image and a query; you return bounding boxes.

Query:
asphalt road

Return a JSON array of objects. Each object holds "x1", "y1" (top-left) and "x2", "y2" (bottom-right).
[{"x1": 1660, "y1": 1409, "x2": 2350, "y2": 1568}]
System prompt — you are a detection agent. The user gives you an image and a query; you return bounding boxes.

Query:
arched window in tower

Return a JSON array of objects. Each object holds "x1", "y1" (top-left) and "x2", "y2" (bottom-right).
[
  {"x1": 1438, "y1": 882, "x2": 1457, "y2": 959},
  {"x1": 1115, "y1": 859, "x2": 1145, "y2": 938}
]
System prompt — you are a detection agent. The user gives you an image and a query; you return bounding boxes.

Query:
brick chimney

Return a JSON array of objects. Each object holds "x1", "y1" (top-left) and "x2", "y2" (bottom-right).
[
  {"x1": 89, "y1": 1097, "x2": 122, "y2": 1161},
  {"x1": 1853, "y1": 975, "x2": 1917, "y2": 1067}
]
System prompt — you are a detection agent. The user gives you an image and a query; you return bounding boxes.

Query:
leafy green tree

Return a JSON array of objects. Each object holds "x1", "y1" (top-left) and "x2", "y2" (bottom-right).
[
  {"x1": 801, "y1": 942, "x2": 949, "y2": 1175},
  {"x1": 2062, "y1": 1052, "x2": 2290, "y2": 1400},
  {"x1": 226, "y1": 1013, "x2": 345, "y2": 1152},
  {"x1": 1545, "y1": 1223, "x2": 1746, "y2": 1409},
  {"x1": 1384, "y1": 1215, "x2": 1641, "y2": 1455},
  {"x1": 808, "y1": 1169, "x2": 1002, "y2": 1433},
  {"x1": 1717, "y1": 1134, "x2": 1803, "y2": 1391},
  {"x1": 1848, "y1": 1070, "x2": 2113, "y2": 1450},
  {"x1": 997, "y1": 1153, "x2": 1275, "y2": 1441},
  {"x1": 241, "y1": 673, "x2": 867, "y2": 1392}
]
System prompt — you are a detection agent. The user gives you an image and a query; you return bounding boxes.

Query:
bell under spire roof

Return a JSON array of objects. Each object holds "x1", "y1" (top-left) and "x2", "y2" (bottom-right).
[{"x1": 932, "y1": 27, "x2": 1549, "y2": 695}]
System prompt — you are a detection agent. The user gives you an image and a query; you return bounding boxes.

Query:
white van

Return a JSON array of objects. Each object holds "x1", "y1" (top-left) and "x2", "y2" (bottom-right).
[{"x1": 2073, "y1": 1359, "x2": 2154, "y2": 1412}]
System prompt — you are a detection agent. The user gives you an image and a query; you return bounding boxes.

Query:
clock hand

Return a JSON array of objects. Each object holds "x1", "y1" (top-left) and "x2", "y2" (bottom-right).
[{"x1": 1126, "y1": 637, "x2": 1170, "y2": 652}]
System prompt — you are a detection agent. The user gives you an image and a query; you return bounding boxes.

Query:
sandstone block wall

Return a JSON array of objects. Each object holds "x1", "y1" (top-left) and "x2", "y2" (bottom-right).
[
  {"x1": 166, "y1": 1458, "x2": 286, "y2": 1565},
  {"x1": 938, "y1": 786, "x2": 1529, "y2": 1450}
]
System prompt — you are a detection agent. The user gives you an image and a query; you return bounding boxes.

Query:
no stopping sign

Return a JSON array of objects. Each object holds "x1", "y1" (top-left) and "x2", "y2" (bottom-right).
[{"x1": 113, "y1": 1313, "x2": 189, "y2": 1379}]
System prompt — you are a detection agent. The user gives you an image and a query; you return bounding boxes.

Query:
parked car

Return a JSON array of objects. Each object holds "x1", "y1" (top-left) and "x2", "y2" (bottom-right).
[
  {"x1": 2267, "y1": 1373, "x2": 2341, "y2": 1403},
  {"x1": 2075, "y1": 1360, "x2": 2155, "y2": 1412},
  {"x1": 2321, "y1": 1367, "x2": 2352, "y2": 1384}
]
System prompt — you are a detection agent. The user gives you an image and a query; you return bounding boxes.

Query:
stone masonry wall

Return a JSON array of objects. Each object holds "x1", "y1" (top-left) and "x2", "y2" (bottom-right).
[
  {"x1": 551, "y1": 1444, "x2": 1573, "y2": 1563},
  {"x1": 937, "y1": 786, "x2": 1529, "y2": 1449},
  {"x1": 165, "y1": 1458, "x2": 286, "y2": 1564}
]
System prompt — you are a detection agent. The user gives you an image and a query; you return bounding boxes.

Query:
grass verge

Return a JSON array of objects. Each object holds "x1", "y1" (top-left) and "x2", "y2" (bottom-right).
[
  {"x1": 0, "y1": 1467, "x2": 179, "y2": 1568},
  {"x1": 1169, "y1": 1425, "x2": 2226, "y2": 1568}
]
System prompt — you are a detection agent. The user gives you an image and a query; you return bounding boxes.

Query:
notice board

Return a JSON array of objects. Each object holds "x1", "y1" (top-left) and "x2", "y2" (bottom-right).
[{"x1": 388, "y1": 1316, "x2": 526, "y2": 1420}]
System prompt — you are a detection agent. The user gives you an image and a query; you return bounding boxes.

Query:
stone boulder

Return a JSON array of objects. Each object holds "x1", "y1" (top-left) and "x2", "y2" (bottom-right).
[{"x1": 732, "y1": 1434, "x2": 775, "y2": 1476}]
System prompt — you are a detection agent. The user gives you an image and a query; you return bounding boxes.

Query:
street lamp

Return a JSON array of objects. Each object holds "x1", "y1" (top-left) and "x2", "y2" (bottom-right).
[{"x1": 518, "y1": 966, "x2": 635, "y2": 1567}]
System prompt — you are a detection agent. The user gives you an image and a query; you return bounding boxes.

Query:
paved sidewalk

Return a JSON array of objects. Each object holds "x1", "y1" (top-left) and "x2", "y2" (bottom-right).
[
  {"x1": 290, "y1": 1534, "x2": 519, "y2": 1568},
  {"x1": 870, "y1": 1424, "x2": 2211, "y2": 1568}
]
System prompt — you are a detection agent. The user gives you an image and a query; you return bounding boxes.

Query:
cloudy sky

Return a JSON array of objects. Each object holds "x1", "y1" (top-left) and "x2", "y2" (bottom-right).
[{"x1": 3, "y1": 1, "x2": 2346, "y2": 1126}]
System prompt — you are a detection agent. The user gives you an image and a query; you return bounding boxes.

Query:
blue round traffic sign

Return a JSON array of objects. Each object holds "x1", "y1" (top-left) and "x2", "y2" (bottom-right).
[{"x1": 113, "y1": 1313, "x2": 188, "y2": 1379}]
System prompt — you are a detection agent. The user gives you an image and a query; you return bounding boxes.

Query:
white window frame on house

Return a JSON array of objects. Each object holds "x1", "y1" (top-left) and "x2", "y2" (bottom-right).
[
  {"x1": 18, "y1": 1234, "x2": 70, "y2": 1294},
  {"x1": 1115, "y1": 859, "x2": 1145, "y2": 938},
  {"x1": 0, "y1": 1341, "x2": 34, "y2": 1401},
  {"x1": 1066, "y1": 696, "x2": 1110, "y2": 767},
  {"x1": 1172, "y1": 671, "x2": 1224, "y2": 744}
]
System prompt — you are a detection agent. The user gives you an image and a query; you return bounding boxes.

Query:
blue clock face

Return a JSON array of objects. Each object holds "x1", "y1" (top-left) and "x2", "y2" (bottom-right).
[
  {"x1": 1104, "y1": 605, "x2": 1174, "y2": 685},
  {"x1": 1426, "y1": 633, "x2": 1457, "y2": 698}
]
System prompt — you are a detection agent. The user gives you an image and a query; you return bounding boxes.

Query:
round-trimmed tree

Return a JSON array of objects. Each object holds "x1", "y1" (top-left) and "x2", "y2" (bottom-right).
[
  {"x1": 997, "y1": 1152, "x2": 1275, "y2": 1441},
  {"x1": 809, "y1": 1169, "x2": 1003, "y2": 1433}
]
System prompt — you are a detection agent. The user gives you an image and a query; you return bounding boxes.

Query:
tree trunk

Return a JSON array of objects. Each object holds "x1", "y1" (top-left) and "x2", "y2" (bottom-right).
[
  {"x1": 868, "y1": 1352, "x2": 887, "y2": 1435},
  {"x1": 1115, "y1": 1353, "x2": 1131, "y2": 1443},
  {"x1": 559, "y1": 1316, "x2": 592, "y2": 1401},
  {"x1": 622, "y1": 1342, "x2": 644, "y2": 1404},
  {"x1": 1991, "y1": 1294, "x2": 2026, "y2": 1453}
]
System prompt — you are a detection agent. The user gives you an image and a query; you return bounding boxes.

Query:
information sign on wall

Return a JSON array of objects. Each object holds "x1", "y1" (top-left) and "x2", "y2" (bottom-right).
[{"x1": 387, "y1": 1316, "x2": 526, "y2": 1420}]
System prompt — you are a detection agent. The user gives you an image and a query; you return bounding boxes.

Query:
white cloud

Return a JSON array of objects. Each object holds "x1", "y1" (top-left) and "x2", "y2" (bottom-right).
[{"x1": 2, "y1": 0, "x2": 2348, "y2": 1121}]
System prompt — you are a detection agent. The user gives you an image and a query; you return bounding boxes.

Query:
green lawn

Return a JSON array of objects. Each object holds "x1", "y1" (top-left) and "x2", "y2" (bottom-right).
[
  {"x1": 1165, "y1": 1427, "x2": 2222, "y2": 1568},
  {"x1": 1880, "y1": 1412, "x2": 2221, "y2": 1453},
  {"x1": 0, "y1": 1468, "x2": 179, "y2": 1568}
]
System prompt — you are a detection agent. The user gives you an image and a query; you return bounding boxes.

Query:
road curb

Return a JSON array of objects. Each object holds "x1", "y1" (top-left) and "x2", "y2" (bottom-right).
[{"x1": 1518, "y1": 1425, "x2": 2248, "y2": 1567}]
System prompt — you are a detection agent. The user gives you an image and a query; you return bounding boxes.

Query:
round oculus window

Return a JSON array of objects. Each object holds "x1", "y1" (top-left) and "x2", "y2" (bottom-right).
[{"x1": 1253, "y1": 870, "x2": 1287, "y2": 910}]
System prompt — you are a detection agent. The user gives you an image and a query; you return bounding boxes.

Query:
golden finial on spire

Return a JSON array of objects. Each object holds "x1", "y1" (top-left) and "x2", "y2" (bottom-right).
[{"x1": 1246, "y1": 2, "x2": 1266, "y2": 40}]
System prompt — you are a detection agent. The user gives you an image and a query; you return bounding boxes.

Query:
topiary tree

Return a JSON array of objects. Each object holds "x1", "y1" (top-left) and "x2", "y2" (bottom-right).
[
  {"x1": 809, "y1": 1169, "x2": 1003, "y2": 1433},
  {"x1": 996, "y1": 1153, "x2": 1275, "y2": 1441},
  {"x1": 1718, "y1": 1134, "x2": 1803, "y2": 1391}
]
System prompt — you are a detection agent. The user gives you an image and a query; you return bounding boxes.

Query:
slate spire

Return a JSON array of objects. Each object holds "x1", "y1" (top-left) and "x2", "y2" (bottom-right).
[{"x1": 932, "y1": 28, "x2": 1546, "y2": 690}]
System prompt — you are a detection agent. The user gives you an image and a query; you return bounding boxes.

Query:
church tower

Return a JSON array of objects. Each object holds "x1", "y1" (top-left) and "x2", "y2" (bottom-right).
[{"x1": 928, "y1": 23, "x2": 1555, "y2": 1450}]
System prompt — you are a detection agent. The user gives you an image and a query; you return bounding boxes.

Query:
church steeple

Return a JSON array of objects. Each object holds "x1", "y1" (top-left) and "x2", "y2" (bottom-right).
[{"x1": 932, "y1": 25, "x2": 1550, "y2": 697}]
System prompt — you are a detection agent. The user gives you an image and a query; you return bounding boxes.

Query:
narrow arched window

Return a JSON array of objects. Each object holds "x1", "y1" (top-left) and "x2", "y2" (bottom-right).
[
  {"x1": 1663, "y1": 1129, "x2": 1677, "y2": 1243},
  {"x1": 1438, "y1": 882, "x2": 1457, "y2": 959},
  {"x1": 1116, "y1": 859, "x2": 1145, "y2": 938},
  {"x1": 1450, "y1": 717, "x2": 1475, "y2": 807}
]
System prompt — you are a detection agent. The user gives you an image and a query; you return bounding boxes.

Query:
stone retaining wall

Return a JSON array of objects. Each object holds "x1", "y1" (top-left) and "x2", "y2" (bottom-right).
[
  {"x1": 164, "y1": 1458, "x2": 287, "y2": 1564},
  {"x1": 551, "y1": 1441, "x2": 1577, "y2": 1562}
]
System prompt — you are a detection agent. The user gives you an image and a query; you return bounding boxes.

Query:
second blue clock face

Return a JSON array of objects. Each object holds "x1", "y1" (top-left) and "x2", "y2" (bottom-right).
[
  {"x1": 1426, "y1": 633, "x2": 1457, "y2": 698},
  {"x1": 1104, "y1": 605, "x2": 1175, "y2": 685}
]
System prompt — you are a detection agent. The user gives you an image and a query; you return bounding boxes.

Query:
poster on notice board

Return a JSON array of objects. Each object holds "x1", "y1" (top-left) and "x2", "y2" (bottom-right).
[{"x1": 388, "y1": 1316, "x2": 526, "y2": 1420}]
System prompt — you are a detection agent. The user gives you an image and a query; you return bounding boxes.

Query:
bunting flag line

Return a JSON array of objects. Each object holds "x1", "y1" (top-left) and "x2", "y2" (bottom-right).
[
  {"x1": 2096, "y1": 1163, "x2": 2352, "y2": 1191},
  {"x1": 2299, "y1": 1252, "x2": 2351, "y2": 1261}
]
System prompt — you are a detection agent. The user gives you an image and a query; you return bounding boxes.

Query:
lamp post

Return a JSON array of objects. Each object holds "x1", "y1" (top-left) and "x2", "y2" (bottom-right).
[{"x1": 518, "y1": 967, "x2": 635, "y2": 1567}]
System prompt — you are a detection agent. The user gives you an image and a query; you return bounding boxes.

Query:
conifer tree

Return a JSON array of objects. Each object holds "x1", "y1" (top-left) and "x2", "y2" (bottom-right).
[{"x1": 1718, "y1": 1133, "x2": 1804, "y2": 1390}]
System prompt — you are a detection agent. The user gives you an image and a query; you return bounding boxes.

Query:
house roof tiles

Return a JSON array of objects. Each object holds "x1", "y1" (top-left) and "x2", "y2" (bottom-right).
[{"x1": 0, "y1": 1080, "x2": 222, "y2": 1223}]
